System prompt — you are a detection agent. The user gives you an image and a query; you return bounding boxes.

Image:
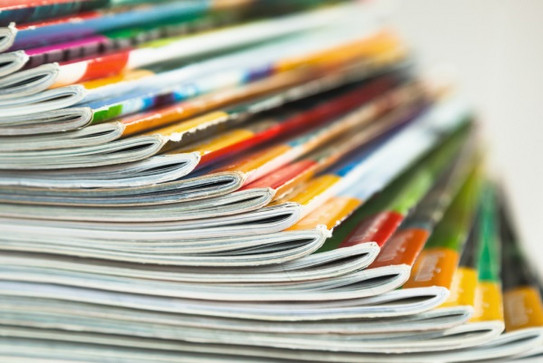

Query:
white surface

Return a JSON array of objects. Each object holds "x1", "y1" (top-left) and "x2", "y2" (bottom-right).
[{"x1": 390, "y1": 0, "x2": 543, "y2": 275}]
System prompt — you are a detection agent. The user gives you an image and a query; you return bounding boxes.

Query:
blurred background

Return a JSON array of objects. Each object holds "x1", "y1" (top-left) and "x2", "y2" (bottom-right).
[{"x1": 391, "y1": 0, "x2": 543, "y2": 277}]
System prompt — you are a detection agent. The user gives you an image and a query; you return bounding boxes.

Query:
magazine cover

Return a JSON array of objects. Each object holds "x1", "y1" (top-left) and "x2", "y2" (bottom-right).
[{"x1": 0, "y1": 1, "x2": 540, "y2": 362}]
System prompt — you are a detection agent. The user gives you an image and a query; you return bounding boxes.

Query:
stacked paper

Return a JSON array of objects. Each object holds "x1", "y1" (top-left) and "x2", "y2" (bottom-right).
[{"x1": 1, "y1": 1, "x2": 542, "y2": 362}]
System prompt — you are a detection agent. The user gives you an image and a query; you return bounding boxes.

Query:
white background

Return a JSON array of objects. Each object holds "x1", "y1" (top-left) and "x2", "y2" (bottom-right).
[{"x1": 390, "y1": 1, "x2": 543, "y2": 275}]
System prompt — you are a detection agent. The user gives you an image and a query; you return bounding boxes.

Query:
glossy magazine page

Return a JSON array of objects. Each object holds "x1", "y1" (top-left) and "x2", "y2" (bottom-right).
[{"x1": 0, "y1": 1, "x2": 537, "y2": 362}]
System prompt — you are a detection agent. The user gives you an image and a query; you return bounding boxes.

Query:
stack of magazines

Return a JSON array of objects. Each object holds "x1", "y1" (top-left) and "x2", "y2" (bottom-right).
[{"x1": 1, "y1": 1, "x2": 542, "y2": 362}]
